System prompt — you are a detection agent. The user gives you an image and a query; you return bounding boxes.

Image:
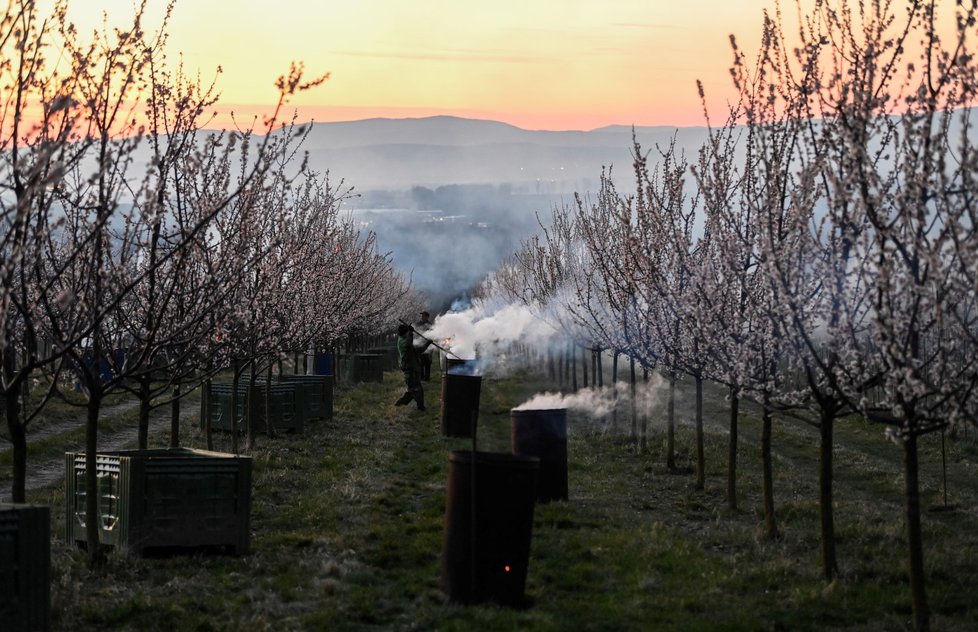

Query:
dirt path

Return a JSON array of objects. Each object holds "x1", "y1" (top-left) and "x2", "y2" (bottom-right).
[
  {"x1": 0, "y1": 404, "x2": 196, "y2": 501},
  {"x1": 0, "y1": 399, "x2": 140, "y2": 455}
]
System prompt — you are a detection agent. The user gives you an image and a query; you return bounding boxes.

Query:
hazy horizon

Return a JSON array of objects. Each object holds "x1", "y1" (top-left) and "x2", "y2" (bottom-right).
[{"x1": 64, "y1": 1, "x2": 780, "y2": 131}]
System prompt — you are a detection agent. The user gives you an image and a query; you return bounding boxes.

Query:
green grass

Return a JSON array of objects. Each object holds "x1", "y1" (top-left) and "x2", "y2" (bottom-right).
[{"x1": 11, "y1": 363, "x2": 978, "y2": 630}]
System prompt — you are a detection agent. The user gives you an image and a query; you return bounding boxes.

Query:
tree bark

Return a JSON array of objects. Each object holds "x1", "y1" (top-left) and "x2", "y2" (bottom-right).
[
  {"x1": 265, "y1": 363, "x2": 276, "y2": 439},
  {"x1": 818, "y1": 408, "x2": 838, "y2": 580},
  {"x1": 170, "y1": 383, "x2": 181, "y2": 448},
  {"x1": 571, "y1": 341, "x2": 578, "y2": 393},
  {"x1": 204, "y1": 377, "x2": 213, "y2": 451},
  {"x1": 84, "y1": 392, "x2": 104, "y2": 566},
  {"x1": 596, "y1": 348, "x2": 603, "y2": 387},
  {"x1": 640, "y1": 368, "x2": 648, "y2": 453},
  {"x1": 629, "y1": 356, "x2": 637, "y2": 446},
  {"x1": 246, "y1": 363, "x2": 258, "y2": 449},
  {"x1": 3, "y1": 347, "x2": 27, "y2": 503},
  {"x1": 904, "y1": 433, "x2": 930, "y2": 632},
  {"x1": 695, "y1": 375, "x2": 705, "y2": 490},
  {"x1": 558, "y1": 345, "x2": 564, "y2": 388},
  {"x1": 582, "y1": 345, "x2": 589, "y2": 388},
  {"x1": 137, "y1": 374, "x2": 151, "y2": 450},
  {"x1": 666, "y1": 373, "x2": 676, "y2": 471},
  {"x1": 231, "y1": 359, "x2": 241, "y2": 454},
  {"x1": 761, "y1": 397, "x2": 778, "y2": 539},
  {"x1": 6, "y1": 392, "x2": 26, "y2": 503},
  {"x1": 727, "y1": 387, "x2": 739, "y2": 511}
]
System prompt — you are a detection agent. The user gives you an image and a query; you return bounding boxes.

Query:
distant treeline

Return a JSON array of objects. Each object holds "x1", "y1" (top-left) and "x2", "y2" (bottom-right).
[{"x1": 354, "y1": 183, "x2": 575, "y2": 221}]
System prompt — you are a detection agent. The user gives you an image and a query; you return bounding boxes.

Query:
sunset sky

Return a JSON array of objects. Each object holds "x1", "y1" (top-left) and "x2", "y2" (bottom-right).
[{"x1": 70, "y1": 1, "x2": 778, "y2": 131}]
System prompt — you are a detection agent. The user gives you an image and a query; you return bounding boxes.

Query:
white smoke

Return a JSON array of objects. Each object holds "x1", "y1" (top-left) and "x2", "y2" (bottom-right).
[
  {"x1": 444, "y1": 358, "x2": 484, "y2": 376},
  {"x1": 426, "y1": 297, "x2": 558, "y2": 374},
  {"x1": 514, "y1": 375, "x2": 666, "y2": 419}
]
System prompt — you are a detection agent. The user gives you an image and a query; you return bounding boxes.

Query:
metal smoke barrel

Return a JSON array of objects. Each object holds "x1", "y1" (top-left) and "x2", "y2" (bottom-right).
[
  {"x1": 440, "y1": 370, "x2": 481, "y2": 437},
  {"x1": 443, "y1": 357, "x2": 469, "y2": 376},
  {"x1": 441, "y1": 450, "x2": 540, "y2": 607},
  {"x1": 440, "y1": 350, "x2": 470, "y2": 375},
  {"x1": 510, "y1": 408, "x2": 568, "y2": 502}
]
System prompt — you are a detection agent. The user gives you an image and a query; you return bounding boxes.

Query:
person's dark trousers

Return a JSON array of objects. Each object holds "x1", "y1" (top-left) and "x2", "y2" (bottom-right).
[
  {"x1": 395, "y1": 369, "x2": 426, "y2": 410},
  {"x1": 420, "y1": 354, "x2": 432, "y2": 381}
]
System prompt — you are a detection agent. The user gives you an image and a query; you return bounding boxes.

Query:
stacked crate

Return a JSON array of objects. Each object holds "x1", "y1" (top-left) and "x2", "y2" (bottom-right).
[
  {"x1": 65, "y1": 448, "x2": 252, "y2": 556},
  {"x1": 0, "y1": 504, "x2": 50, "y2": 631},
  {"x1": 202, "y1": 382, "x2": 303, "y2": 434}
]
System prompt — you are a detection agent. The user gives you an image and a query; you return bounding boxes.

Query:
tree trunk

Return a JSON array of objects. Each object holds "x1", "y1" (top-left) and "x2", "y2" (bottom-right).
[
  {"x1": 170, "y1": 383, "x2": 181, "y2": 448},
  {"x1": 666, "y1": 373, "x2": 676, "y2": 471},
  {"x1": 596, "y1": 348, "x2": 603, "y2": 387},
  {"x1": 904, "y1": 432, "x2": 930, "y2": 632},
  {"x1": 695, "y1": 375, "x2": 705, "y2": 490},
  {"x1": 571, "y1": 342, "x2": 578, "y2": 392},
  {"x1": 6, "y1": 393, "x2": 27, "y2": 503},
  {"x1": 265, "y1": 363, "x2": 276, "y2": 439},
  {"x1": 761, "y1": 396, "x2": 778, "y2": 539},
  {"x1": 640, "y1": 368, "x2": 648, "y2": 453},
  {"x1": 84, "y1": 392, "x2": 104, "y2": 566},
  {"x1": 3, "y1": 346, "x2": 26, "y2": 503},
  {"x1": 582, "y1": 346, "x2": 589, "y2": 388},
  {"x1": 231, "y1": 359, "x2": 241, "y2": 454},
  {"x1": 247, "y1": 363, "x2": 258, "y2": 450},
  {"x1": 137, "y1": 374, "x2": 151, "y2": 450},
  {"x1": 611, "y1": 352, "x2": 619, "y2": 433},
  {"x1": 204, "y1": 377, "x2": 213, "y2": 451},
  {"x1": 818, "y1": 408, "x2": 838, "y2": 580},
  {"x1": 558, "y1": 345, "x2": 565, "y2": 388},
  {"x1": 629, "y1": 356, "x2": 637, "y2": 446},
  {"x1": 727, "y1": 387, "x2": 739, "y2": 511}
]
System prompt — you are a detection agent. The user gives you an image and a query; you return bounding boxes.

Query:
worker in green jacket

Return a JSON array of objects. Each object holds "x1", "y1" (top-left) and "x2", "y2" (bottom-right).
[{"x1": 395, "y1": 324, "x2": 431, "y2": 410}]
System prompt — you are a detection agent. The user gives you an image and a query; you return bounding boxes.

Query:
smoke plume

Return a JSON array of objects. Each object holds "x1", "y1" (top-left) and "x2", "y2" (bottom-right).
[
  {"x1": 514, "y1": 375, "x2": 666, "y2": 420},
  {"x1": 425, "y1": 297, "x2": 558, "y2": 374}
]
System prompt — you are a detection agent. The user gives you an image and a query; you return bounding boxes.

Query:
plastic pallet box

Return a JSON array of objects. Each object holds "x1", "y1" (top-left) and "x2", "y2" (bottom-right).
[
  {"x1": 64, "y1": 448, "x2": 251, "y2": 556},
  {"x1": 202, "y1": 382, "x2": 303, "y2": 434},
  {"x1": 366, "y1": 346, "x2": 399, "y2": 371},
  {"x1": 279, "y1": 374, "x2": 333, "y2": 420},
  {"x1": 341, "y1": 353, "x2": 385, "y2": 383},
  {"x1": 0, "y1": 504, "x2": 50, "y2": 631}
]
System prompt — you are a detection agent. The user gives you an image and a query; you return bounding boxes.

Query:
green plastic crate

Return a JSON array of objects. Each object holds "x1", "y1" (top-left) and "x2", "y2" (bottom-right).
[
  {"x1": 64, "y1": 448, "x2": 251, "y2": 556},
  {"x1": 279, "y1": 374, "x2": 333, "y2": 420},
  {"x1": 341, "y1": 353, "x2": 385, "y2": 383},
  {"x1": 201, "y1": 382, "x2": 303, "y2": 433},
  {"x1": 366, "y1": 346, "x2": 399, "y2": 371},
  {"x1": 0, "y1": 504, "x2": 50, "y2": 631}
]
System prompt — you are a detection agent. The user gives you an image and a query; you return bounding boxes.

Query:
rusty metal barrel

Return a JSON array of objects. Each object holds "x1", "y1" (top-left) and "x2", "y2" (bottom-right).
[
  {"x1": 510, "y1": 408, "x2": 568, "y2": 502},
  {"x1": 441, "y1": 352, "x2": 472, "y2": 376},
  {"x1": 441, "y1": 450, "x2": 540, "y2": 607},
  {"x1": 440, "y1": 367, "x2": 481, "y2": 437}
]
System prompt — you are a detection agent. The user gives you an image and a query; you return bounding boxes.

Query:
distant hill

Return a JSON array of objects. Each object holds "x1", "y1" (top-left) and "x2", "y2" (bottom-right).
[
  {"x1": 297, "y1": 115, "x2": 711, "y2": 191},
  {"x1": 287, "y1": 116, "x2": 715, "y2": 307}
]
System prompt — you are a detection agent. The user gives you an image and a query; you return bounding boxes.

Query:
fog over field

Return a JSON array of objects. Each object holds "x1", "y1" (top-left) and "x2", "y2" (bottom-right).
[{"x1": 302, "y1": 115, "x2": 711, "y2": 310}]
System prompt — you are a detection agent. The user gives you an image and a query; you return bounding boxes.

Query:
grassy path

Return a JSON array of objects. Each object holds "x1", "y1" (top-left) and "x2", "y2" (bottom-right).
[{"x1": 20, "y1": 366, "x2": 978, "y2": 630}]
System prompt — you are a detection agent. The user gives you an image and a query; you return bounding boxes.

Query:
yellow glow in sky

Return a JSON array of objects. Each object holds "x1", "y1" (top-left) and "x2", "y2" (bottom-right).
[{"x1": 67, "y1": 0, "x2": 774, "y2": 130}]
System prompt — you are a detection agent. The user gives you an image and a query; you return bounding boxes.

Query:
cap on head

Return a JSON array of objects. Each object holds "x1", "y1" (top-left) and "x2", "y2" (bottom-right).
[{"x1": 397, "y1": 324, "x2": 411, "y2": 336}]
